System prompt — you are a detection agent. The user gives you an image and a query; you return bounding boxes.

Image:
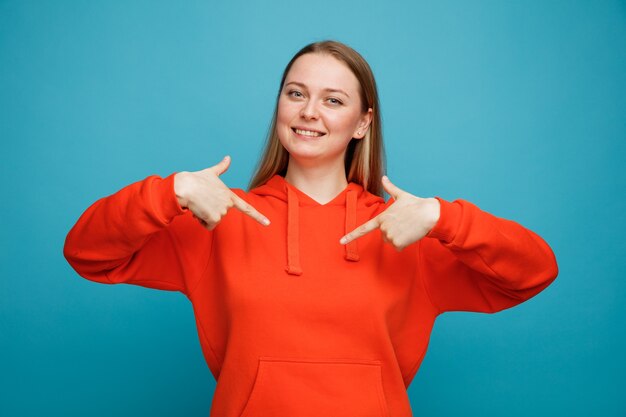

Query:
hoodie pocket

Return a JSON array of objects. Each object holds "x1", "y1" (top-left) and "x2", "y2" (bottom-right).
[{"x1": 239, "y1": 357, "x2": 390, "y2": 417}]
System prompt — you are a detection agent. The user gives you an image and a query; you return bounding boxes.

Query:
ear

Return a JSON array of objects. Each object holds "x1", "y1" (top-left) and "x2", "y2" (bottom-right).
[{"x1": 353, "y1": 108, "x2": 373, "y2": 139}]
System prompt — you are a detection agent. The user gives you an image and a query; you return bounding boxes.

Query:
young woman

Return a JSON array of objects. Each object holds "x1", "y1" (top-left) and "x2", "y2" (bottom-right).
[{"x1": 64, "y1": 40, "x2": 558, "y2": 417}]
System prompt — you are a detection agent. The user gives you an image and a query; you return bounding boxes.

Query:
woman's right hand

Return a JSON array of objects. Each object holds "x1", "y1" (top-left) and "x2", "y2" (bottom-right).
[{"x1": 174, "y1": 156, "x2": 270, "y2": 230}]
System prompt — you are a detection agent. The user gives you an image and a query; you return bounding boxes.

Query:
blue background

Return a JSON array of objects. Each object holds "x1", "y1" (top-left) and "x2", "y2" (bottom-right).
[{"x1": 1, "y1": 1, "x2": 624, "y2": 416}]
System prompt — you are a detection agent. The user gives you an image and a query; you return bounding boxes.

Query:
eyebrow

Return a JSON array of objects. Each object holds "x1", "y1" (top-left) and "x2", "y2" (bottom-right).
[{"x1": 285, "y1": 81, "x2": 350, "y2": 98}]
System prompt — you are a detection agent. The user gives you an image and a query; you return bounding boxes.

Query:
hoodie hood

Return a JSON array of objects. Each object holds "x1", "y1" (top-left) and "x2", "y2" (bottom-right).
[{"x1": 251, "y1": 175, "x2": 385, "y2": 276}]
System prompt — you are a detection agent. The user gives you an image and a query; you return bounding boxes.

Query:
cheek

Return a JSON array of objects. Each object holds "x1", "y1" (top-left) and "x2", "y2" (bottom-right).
[
  {"x1": 277, "y1": 98, "x2": 296, "y2": 124},
  {"x1": 326, "y1": 111, "x2": 360, "y2": 134},
  {"x1": 276, "y1": 100, "x2": 292, "y2": 144}
]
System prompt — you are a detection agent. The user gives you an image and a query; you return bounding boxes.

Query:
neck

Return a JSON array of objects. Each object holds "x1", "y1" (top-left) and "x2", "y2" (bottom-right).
[{"x1": 284, "y1": 157, "x2": 348, "y2": 205}]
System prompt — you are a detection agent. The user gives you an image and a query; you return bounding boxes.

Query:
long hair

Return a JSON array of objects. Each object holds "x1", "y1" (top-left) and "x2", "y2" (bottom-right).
[{"x1": 248, "y1": 40, "x2": 385, "y2": 197}]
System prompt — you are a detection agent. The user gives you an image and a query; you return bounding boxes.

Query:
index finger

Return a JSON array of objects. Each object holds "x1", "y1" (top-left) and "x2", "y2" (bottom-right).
[
  {"x1": 339, "y1": 216, "x2": 381, "y2": 245},
  {"x1": 231, "y1": 193, "x2": 271, "y2": 226}
]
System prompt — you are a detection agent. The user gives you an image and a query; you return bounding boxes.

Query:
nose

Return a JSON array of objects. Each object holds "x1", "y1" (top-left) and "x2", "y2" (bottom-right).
[{"x1": 300, "y1": 99, "x2": 319, "y2": 120}]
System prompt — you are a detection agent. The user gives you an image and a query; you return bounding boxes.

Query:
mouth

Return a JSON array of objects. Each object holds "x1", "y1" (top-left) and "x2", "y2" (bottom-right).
[{"x1": 291, "y1": 127, "x2": 326, "y2": 138}]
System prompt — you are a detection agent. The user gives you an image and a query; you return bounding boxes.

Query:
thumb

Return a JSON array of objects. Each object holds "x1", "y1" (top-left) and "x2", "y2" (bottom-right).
[
  {"x1": 382, "y1": 175, "x2": 404, "y2": 199},
  {"x1": 211, "y1": 155, "x2": 231, "y2": 176}
]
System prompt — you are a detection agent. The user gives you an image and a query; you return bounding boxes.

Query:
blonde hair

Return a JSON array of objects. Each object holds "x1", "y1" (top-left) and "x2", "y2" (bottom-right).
[{"x1": 248, "y1": 40, "x2": 386, "y2": 196}]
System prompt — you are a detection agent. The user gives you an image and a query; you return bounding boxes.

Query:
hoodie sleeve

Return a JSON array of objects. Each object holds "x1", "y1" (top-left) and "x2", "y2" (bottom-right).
[
  {"x1": 63, "y1": 173, "x2": 211, "y2": 296},
  {"x1": 417, "y1": 197, "x2": 558, "y2": 314}
]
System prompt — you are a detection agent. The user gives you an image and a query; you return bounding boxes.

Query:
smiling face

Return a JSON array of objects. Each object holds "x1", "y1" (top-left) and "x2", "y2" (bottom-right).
[{"x1": 276, "y1": 53, "x2": 372, "y2": 167}]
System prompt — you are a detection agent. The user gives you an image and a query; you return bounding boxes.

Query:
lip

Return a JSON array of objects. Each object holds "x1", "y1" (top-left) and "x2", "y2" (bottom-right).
[{"x1": 291, "y1": 126, "x2": 327, "y2": 136}]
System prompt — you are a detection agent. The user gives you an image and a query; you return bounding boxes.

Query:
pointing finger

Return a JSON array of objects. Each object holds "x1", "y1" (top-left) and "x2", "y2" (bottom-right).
[
  {"x1": 339, "y1": 216, "x2": 381, "y2": 245},
  {"x1": 211, "y1": 155, "x2": 232, "y2": 176},
  {"x1": 231, "y1": 193, "x2": 271, "y2": 226},
  {"x1": 382, "y1": 175, "x2": 404, "y2": 200}
]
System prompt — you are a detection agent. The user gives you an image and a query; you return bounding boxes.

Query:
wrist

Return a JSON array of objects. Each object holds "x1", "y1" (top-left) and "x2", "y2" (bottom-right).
[
  {"x1": 174, "y1": 171, "x2": 190, "y2": 208},
  {"x1": 426, "y1": 197, "x2": 441, "y2": 233}
]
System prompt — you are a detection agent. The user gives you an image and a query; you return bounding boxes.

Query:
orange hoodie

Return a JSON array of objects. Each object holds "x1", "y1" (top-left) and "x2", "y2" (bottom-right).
[{"x1": 64, "y1": 173, "x2": 558, "y2": 417}]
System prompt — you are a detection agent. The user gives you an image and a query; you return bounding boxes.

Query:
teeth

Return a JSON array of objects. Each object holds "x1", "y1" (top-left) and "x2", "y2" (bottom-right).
[{"x1": 295, "y1": 128, "x2": 323, "y2": 137}]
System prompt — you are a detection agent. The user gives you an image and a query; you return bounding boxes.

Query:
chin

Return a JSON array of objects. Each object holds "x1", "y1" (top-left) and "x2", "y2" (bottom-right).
[{"x1": 285, "y1": 147, "x2": 325, "y2": 161}]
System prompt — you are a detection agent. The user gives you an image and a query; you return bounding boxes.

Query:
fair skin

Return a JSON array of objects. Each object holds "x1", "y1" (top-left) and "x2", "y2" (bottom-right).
[
  {"x1": 276, "y1": 53, "x2": 371, "y2": 204},
  {"x1": 173, "y1": 52, "x2": 440, "y2": 249}
]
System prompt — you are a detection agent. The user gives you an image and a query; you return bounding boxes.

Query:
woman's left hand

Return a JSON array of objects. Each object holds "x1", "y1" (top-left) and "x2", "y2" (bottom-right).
[{"x1": 340, "y1": 176, "x2": 441, "y2": 251}]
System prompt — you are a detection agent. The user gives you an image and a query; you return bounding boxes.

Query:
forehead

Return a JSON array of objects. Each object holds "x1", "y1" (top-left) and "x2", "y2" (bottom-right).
[{"x1": 285, "y1": 53, "x2": 360, "y2": 93}]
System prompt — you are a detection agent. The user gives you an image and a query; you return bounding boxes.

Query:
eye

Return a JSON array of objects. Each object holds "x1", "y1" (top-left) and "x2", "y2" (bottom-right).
[
  {"x1": 287, "y1": 89, "x2": 304, "y2": 98},
  {"x1": 327, "y1": 97, "x2": 343, "y2": 105}
]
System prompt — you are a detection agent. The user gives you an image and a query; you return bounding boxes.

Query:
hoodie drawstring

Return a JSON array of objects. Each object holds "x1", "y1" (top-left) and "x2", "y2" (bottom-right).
[
  {"x1": 344, "y1": 190, "x2": 360, "y2": 262},
  {"x1": 285, "y1": 186, "x2": 360, "y2": 276},
  {"x1": 285, "y1": 187, "x2": 303, "y2": 276}
]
